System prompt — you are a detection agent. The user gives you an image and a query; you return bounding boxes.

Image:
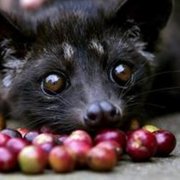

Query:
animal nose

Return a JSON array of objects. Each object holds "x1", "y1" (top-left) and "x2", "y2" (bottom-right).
[{"x1": 84, "y1": 101, "x2": 121, "y2": 128}]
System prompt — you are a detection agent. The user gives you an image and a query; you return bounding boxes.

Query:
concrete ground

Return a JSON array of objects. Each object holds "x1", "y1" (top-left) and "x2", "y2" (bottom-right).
[{"x1": 0, "y1": 114, "x2": 180, "y2": 180}]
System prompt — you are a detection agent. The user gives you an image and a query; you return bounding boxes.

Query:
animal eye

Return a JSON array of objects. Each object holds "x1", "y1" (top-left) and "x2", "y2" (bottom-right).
[
  {"x1": 111, "y1": 64, "x2": 133, "y2": 87},
  {"x1": 41, "y1": 73, "x2": 67, "y2": 95}
]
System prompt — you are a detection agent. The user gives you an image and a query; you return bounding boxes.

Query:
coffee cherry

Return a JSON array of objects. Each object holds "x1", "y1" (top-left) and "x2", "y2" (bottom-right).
[
  {"x1": 129, "y1": 118, "x2": 141, "y2": 130},
  {"x1": 67, "y1": 130, "x2": 93, "y2": 146},
  {"x1": 154, "y1": 130, "x2": 176, "y2": 157},
  {"x1": 1, "y1": 128, "x2": 22, "y2": 138},
  {"x1": 96, "y1": 140, "x2": 123, "y2": 160},
  {"x1": 54, "y1": 134, "x2": 68, "y2": 145},
  {"x1": 6, "y1": 138, "x2": 29, "y2": 157},
  {"x1": 94, "y1": 129, "x2": 126, "y2": 150},
  {"x1": 24, "y1": 131, "x2": 40, "y2": 143},
  {"x1": 18, "y1": 145, "x2": 48, "y2": 174},
  {"x1": 49, "y1": 146, "x2": 75, "y2": 173},
  {"x1": 0, "y1": 147, "x2": 17, "y2": 172},
  {"x1": 0, "y1": 133, "x2": 11, "y2": 146},
  {"x1": 17, "y1": 128, "x2": 29, "y2": 137},
  {"x1": 87, "y1": 146, "x2": 117, "y2": 171},
  {"x1": 32, "y1": 133, "x2": 55, "y2": 146},
  {"x1": 64, "y1": 140, "x2": 91, "y2": 167},
  {"x1": 126, "y1": 129, "x2": 157, "y2": 161},
  {"x1": 143, "y1": 124, "x2": 159, "y2": 133}
]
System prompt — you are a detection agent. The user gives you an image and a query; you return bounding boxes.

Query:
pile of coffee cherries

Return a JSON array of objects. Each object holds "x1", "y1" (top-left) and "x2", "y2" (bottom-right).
[{"x1": 0, "y1": 125, "x2": 176, "y2": 174}]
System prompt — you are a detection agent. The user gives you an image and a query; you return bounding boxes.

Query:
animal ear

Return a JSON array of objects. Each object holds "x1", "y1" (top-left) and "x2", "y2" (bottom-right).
[
  {"x1": 110, "y1": 0, "x2": 173, "y2": 50},
  {"x1": 0, "y1": 10, "x2": 28, "y2": 40},
  {"x1": 0, "y1": 10, "x2": 33, "y2": 89}
]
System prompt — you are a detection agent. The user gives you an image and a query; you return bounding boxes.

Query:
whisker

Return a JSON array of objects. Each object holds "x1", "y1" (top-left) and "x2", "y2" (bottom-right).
[
  {"x1": 136, "y1": 70, "x2": 180, "y2": 86},
  {"x1": 126, "y1": 101, "x2": 166, "y2": 109},
  {"x1": 57, "y1": 95, "x2": 72, "y2": 107},
  {"x1": 23, "y1": 118, "x2": 44, "y2": 128},
  {"x1": 134, "y1": 86, "x2": 180, "y2": 98}
]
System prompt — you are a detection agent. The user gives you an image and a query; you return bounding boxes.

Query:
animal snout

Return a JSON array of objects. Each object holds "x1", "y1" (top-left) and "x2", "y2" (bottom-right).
[{"x1": 84, "y1": 100, "x2": 121, "y2": 129}]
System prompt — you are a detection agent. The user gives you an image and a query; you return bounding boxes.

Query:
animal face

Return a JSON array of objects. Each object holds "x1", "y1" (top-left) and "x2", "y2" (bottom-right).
[{"x1": 0, "y1": 0, "x2": 172, "y2": 133}]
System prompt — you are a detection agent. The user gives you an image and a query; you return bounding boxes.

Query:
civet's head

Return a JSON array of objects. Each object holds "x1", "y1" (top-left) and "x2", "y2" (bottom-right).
[{"x1": 0, "y1": 0, "x2": 172, "y2": 133}]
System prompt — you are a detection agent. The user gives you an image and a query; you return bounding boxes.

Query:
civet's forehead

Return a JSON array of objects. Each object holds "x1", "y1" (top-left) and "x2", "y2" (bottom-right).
[
  {"x1": 61, "y1": 36, "x2": 154, "y2": 66},
  {"x1": 88, "y1": 39, "x2": 104, "y2": 55},
  {"x1": 62, "y1": 42, "x2": 75, "y2": 60},
  {"x1": 61, "y1": 39, "x2": 105, "y2": 60}
]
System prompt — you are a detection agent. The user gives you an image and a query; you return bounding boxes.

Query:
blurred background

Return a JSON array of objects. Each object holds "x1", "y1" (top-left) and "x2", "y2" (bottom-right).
[{"x1": 147, "y1": 0, "x2": 180, "y2": 117}]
